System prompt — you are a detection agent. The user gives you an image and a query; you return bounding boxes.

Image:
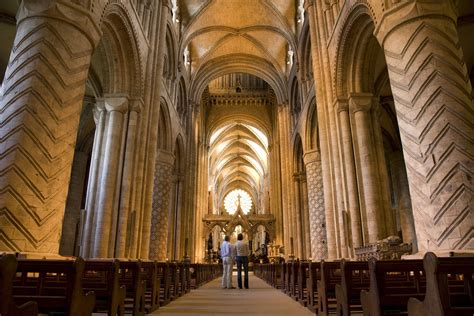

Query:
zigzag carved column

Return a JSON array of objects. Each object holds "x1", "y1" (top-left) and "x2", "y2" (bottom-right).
[
  {"x1": 0, "y1": 1, "x2": 100, "y2": 254},
  {"x1": 376, "y1": 1, "x2": 474, "y2": 252},
  {"x1": 149, "y1": 151, "x2": 174, "y2": 261}
]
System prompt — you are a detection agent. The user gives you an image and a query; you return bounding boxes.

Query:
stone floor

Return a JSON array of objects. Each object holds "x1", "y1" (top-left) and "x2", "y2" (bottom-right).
[{"x1": 150, "y1": 272, "x2": 313, "y2": 315}]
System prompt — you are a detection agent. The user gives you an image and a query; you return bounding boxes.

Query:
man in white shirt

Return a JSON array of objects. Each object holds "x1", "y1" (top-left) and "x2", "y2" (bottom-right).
[
  {"x1": 235, "y1": 233, "x2": 250, "y2": 289},
  {"x1": 220, "y1": 235, "x2": 235, "y2": 289}
]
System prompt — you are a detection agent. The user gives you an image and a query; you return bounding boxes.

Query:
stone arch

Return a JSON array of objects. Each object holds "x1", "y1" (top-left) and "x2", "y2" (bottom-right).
[
  {"x1": 305, "y1": 98, "x2": 319, "y2": 152},
  {"x1": 289, "y1": 76, "x2": 301, "y2": 126},
  {"x1": 157, "y1": 99, "x2": 173, "y2": 151},
  {"x1": 93, "y1": 2, "x2": 143, "y2": 97},
  {"x1": 190, "y1": 55, "x2": 287, "y2": 105},
  {"x1": 334, "y1": 3, "x2": 377, "y2": 98},
  {"x1": 291, "y1": 133, "x2": 311, "y2": 259}
]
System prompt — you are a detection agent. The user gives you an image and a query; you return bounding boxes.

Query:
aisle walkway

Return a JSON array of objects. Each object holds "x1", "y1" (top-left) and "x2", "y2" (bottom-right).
[{"x1": 150, "y1": 273, "x2": 313, "y2": 315}]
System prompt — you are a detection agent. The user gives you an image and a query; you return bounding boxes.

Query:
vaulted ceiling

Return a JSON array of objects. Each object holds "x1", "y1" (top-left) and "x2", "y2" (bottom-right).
[{"x1": 179, "y1": 0, "x2": 298, "y2": 89}]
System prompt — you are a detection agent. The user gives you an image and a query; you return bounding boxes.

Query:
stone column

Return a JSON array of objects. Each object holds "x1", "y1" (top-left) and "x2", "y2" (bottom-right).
[
  {"x1": 277, "y1": 104, "x2": 294, "y2": 258},
  {"x1": 391, "y1": 152, "x2": 417, "y2": 251},
  {"x1": 92, "y1": 96, "x2": 128, "y2": 258},
  {"x1": 149, "y1": 150, "x2": 174, "y2": 261},
  {"x1": 349, "y1": 94, "x2": 384, "y2": 243},
  {"x1": 301, "y1": 175, "x2": 312, "y2": 258},
  {"x1": 293, "y1": 173, "x2": 304, "y2": 259},
  {"x1": 335, "y1": 99, "x2": 363, "y2": 249},
  {"x1": 139, "y1": 0, "x2": 169, "y2": 260},
  {"x1": 0, "y1": 0, "x2": 100, "y2": 254},
  {"x1": 376, "y1": 1, "x2": 473, "y2": 252},
  {"x1": 81, "y1": 102, "x2": 106, "y2": 257},
  {"x1": 303, "y1": 150, "x2": 328, "y2": 260},
  {"x1": 306, "y1": 0, "x2": 337, "y2": 259},
  {"x1": 115, "y1": 99, "x2": 142, "y2": 258}
]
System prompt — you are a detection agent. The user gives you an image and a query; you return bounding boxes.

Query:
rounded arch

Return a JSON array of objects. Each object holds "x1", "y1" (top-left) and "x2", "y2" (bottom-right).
[
  {"x1": 157, "y1": 99, "x2": 173, "y2": 151},
  {"x1": 94, "y1": 2, "x2": 143, "y2": 97},
  {"x1": 293, "y1": 134, "x2": 305, "y2": 174},
  {"x1": 163, "y1": 21, "x2": 178, "y2": 83},
  {"x1": 334, "y1": 3, "x2": 379, "y2": 98},
  {"x1": 173, "y1": 134, "x2": 186, "y2": 174},
  {"x1": 190, "y1": 55, "x2": 287, "y2": 105},
  {"x1": 305, "y1": 98, "x2": 320, "y2": 151}
]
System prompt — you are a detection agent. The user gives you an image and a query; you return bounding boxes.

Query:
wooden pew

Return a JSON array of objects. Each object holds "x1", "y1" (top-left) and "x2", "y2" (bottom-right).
[
  {"x1": 306, "y1": 261, "x2": 321, "y2": 314},
  {"x1": 297, "y1": 261, "x2": 310, "y2": 306},
  {"x1": 13, "y1": 257, "x2": 95, "y2": 316},
  {"x1": 290, "y1": 261, "x2": 299, "y2": 300},
  {"x1": 157, "y1": 262, "x2": 171, "y2": 305},
  {"x1": 140, "y1": 261, "x2": 160, "y2": 313},
  {"x1": 360, "y1": 258, "x2": 425, "y2": 316},
  {"x1": 0, "y1": 254, "x2": 38, "y2": 316},
  {"x1": 83, "y1": 259, "x2": 126, "y2": 316},
  {"x1": 317, "y1": 261, "x2": 341, "y2": 316},
  {"x1": 335, "y1": 260, "x2": 370, "y2": 316},
  {"x1": 408, "y1": 252, "x2": 474, "y2": 316},
  {"x1": 280, "y1": 263, "x2": 287, "y2": 292},
  {"x1": 118, "y1": 260, "x2": 146, "y2": 316}
]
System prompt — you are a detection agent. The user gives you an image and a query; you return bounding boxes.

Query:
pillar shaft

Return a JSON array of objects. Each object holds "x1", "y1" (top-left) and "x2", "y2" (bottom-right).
[
  {"x1": 149, "y1": 151, "x2": 174, "y2": 261},
  {"x1": 82, "y1": 103, "x2": 106, "y2": 257},
  {"x1": 92, "y1": 97, "x2": 128, "y2": 258},
  {"x1": 336, "y1": 101, "x2": 363, "y2": 249},
  {"x1": 350, "y1": 94, "x2": 384, "y2": 243},
  {"x1": 139, "y1": 0, "x2": 169, "y2": 259},
  {"x1": 115, "y1": 101, "x2": 141, "y2": 258},
  {"x1": 306, "y1": 0, "x2": 337, "y2": 259},
  {"x1": 376, "y1": 1, "x2": 474, "y2": 251},
  {"x1": 0, "y1": 0, "x2": 99, "y2": 254},
  {"x1": 304, "y1": 150, "x2": 328, "y2": 260}
]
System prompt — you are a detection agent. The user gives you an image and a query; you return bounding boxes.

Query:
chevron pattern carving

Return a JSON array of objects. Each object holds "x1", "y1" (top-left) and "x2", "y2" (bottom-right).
[
  {"x1": 0, "y1": 15, "x2": 95, "y2": 253},
  {"x1": 383, "y1": 18, "x2": 474, "y2": 251}
]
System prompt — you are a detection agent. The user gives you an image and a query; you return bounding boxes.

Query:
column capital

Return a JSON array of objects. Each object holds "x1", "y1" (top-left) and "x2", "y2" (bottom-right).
[
  {"x1": 100, "y1": 95, "x2": 129, "y2": 113},
  {"x1": 18, "y1": 0, "x2": 101, "y2": 47},
  {"x1": 156, "y1": 149, "x2": 175, "y2": 165},
  {"x1": 333, "y1": 98, "x2": 349, "y2": 113},
  {"x1": 374, "y1": 0, "x2": 457, "y2": 46},
  {"x1": 303, "y1": 149, "x2": 321, "y2": 165},
  {"x1": 130, "y1": 98, "x2": 144, "y2": 113},
  {"x1": 349, "y1": 93, "x2": 373, "y2": 113},
  {"x1": 304, "y1": 0, "x2": 315, "y2": 10}
]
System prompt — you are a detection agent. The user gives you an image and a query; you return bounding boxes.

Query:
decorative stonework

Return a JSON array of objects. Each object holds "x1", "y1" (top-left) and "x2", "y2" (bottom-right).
[
  {"x1": 305, "y1": 155, "x2": 328, "y2": 260},
  {"x1": 149, "y1": 160, "x2": 172, "y2": 260},
  {"x1": 376, "y1": 3, "x2": 474, "y2": 252},
  {"x1": 0, "y1": 0, "x2": 99, "y2": 254}
]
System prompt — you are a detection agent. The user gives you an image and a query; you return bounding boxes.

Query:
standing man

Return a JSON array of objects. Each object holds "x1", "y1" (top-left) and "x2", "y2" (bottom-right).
[
  {"x1": 220, "y1": 235, "x2": 235, "y2": 289},
  {"x1": 236, "y1": 233, "x2": 250, "y2": 289}
]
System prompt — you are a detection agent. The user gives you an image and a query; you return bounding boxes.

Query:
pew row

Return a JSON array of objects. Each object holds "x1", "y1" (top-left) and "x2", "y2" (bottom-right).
[{"x1": 408, "y1": 252, "x2": 474, "y2": 316}]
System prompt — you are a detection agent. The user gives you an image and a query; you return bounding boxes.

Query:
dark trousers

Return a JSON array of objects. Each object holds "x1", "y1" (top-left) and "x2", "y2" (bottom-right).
[{"x1": 236, "y1": 256, "x2": 249, "y2": 289}]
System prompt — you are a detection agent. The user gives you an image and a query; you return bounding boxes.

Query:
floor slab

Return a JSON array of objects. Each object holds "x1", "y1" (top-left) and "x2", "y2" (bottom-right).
[{"x1": 150, "y1": 273, "x2": 313, "y2": 315}]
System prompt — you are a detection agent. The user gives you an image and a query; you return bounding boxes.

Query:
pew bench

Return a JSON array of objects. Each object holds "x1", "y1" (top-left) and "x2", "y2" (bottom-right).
[
  {"x1": 83, "y1": 259, "x2": 126, "y2": 316},
  {"x1": 317, "y1": 261, "x2": 341, "y2": 316},
  {"x1": 335, "y1": 260, "x2": 370, "y2": 316},
  {"x1": 118, "y1": 260, "x2": 146, "y2": 316},
  {"x1": 408, "y1": 252, "x2": 474, "y2": 316},
  {"x1": 306, "y1": 261, "x2": 321, "y2": 314},
  {"x1": 360, "y1": 258, "x2": 425, "y2": 316},
  {"x1": 0, "y1": 254, "x2": 38, "y2": 316},
  {"x1": 13, "y1": 257, "x2": 95, "y2": 316}
]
